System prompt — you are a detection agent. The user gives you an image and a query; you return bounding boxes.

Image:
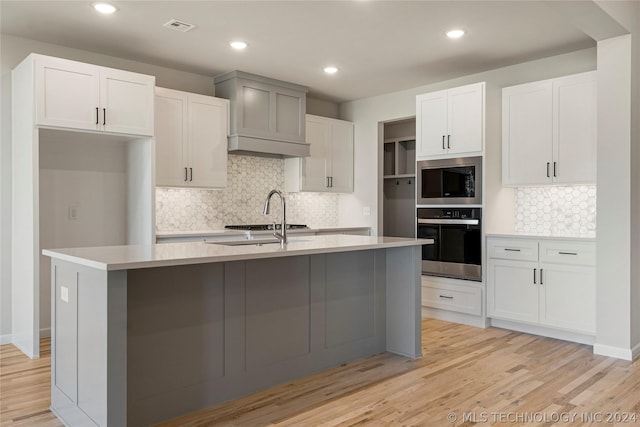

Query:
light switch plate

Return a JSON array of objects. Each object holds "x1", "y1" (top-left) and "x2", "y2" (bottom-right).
[
  {"x1": 61, "y1": 286, "x2": 69, "y2": 303},
  {"x1": 363, "y1": 206, "x2": 371, "y2": 216}
]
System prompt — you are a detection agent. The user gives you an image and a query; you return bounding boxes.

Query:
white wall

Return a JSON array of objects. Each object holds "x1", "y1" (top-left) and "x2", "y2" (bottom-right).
[
  {"x1": 590, "y1": 1, "x2": 640, "y2": 358},
  {"x1": 338, "y1": 48, "x2": 597, "y2": 235}
]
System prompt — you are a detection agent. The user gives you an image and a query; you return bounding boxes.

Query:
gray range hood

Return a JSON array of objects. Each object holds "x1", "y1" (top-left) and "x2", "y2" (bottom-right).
[{"x1": 214, "y1": 70, "x2": 310, "y2": 157}]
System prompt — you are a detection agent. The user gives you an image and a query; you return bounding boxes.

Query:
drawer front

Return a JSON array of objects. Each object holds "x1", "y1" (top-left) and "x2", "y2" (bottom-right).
[
  {"x1": 539, "y1": 240, "x2": 595, "y2": 266},
  {"x1": 422, "y1": 284, "x2": 482, "y2": 316},
  {"x1": 487, "y1": 238, "x2": 538, "y2": 261}
]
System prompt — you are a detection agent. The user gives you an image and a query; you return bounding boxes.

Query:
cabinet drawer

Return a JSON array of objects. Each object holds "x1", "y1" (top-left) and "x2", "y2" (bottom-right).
[
  {"x1": 539, "y1": 240, "x2": 595, "y2": 266},
  {"x1": 422, "y1": 284, "x2": 481, "y2": 315},
  {"x1": 487, "y1": 238, "x2": 538, "y2": 261}
]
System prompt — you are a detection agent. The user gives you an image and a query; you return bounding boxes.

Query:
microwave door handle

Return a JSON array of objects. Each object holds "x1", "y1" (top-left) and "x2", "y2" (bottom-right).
[{"x1": 418, "y1": 218, "x2": 480, "y2": 225}]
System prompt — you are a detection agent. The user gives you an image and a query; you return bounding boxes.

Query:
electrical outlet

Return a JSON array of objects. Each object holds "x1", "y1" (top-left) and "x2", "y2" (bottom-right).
[
  {"x1": 61, "y1": 286, "x2": 69, "y2": 303},
  {"x1": 68, "y1": 206, "x2": 78, "y2": 220},
  {"x1": 363, "y1": 206, "x2": 371, "y2": 216}
]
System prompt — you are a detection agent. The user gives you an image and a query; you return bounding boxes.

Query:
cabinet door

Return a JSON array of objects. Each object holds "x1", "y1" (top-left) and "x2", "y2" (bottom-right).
[
  {"x1": 538, "y1": 263, "x2": 595, "y2": 334},
  {"x1": 447, "y1": 83, "x2": 484, "y2": 155},
  {"x1": 502, "y1": 81, "x2": 553, "y2": 185},
  {"x1": 553, "y1": 72, "x2": 597, "y2": 184},
  {"x1": 301, "y1": 116, "x2": 330, "y2": 192},
  {"x1": 236, "y1": 79, "x2": 305, "y2": 143},
  {"x1": 100, "y1": 68, "x2": 154, "y2": 136},
  {"x1": 487, "y1": 258, "x2": 539, "y2": 324},
  {"x1": 416, "y1": 91, "x2": 448, "y2": 157},
  {"x1": 328, "y1": 120, "x2": 354, "y2": 193},
  {"x1": 155, "y1": 88, "x2": 188, "y2": 187},
  {"x1": 187, "y1": 95, "x2": 229, "y2": 188},
  {"x1": 35, "y1": 56, "x2": 100, "y2": 131}
]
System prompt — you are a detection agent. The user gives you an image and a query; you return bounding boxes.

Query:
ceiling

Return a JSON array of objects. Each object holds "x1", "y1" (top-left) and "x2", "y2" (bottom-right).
[{"x1": 0, "y1": 1, "x2": 596, "y2": 103}]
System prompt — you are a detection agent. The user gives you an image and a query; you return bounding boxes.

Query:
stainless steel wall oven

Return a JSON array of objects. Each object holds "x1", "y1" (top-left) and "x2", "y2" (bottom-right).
[
  {"x1": 417, "y1": 156, "x2": 482, "y2": 205},
  {"x1": 417, "y1": 207, "x2": 482, "y2": 281}
]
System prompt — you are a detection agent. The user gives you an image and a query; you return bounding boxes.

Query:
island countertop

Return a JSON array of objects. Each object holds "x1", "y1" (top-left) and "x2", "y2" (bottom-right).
[{"x1": 43, "y1": 234, "x2": 432, "y2": 271}]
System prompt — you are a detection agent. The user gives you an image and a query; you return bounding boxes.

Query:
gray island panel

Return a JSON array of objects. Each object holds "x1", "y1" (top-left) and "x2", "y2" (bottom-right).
[{"x1": 45, "y1": 236, "x2": 426, "y2": 426}]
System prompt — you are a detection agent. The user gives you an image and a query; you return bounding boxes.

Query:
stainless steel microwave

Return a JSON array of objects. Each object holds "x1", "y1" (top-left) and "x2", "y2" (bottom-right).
[{"x1": 417, "y1": 156, "x2": 482, "y2": 205}]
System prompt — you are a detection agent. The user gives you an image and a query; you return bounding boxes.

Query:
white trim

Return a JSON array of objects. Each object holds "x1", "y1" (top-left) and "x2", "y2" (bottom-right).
[
  {"x1": 422, "y1": 306, "x2": 488, "y2": 328},
  {"x1": 0, "y1": 328, "x2": 50, "y2": 347},
  {"x1": 632, "y1": 341, "x2": 640, "y2": 361},
  {"x1": 0, "y1": 333, "x2": 12, "y2": 345},
  {"x1": 490, "y1": 318, "x2": 595, "y2": 346},
  {"x1": 593, "y1": 343, "x2": 633, "y2": 361}
]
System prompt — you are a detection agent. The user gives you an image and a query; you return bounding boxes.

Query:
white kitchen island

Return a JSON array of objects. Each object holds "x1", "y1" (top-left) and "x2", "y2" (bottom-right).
[{"x1": 43, "y1": 235, "x2": 429, "y2": 427}]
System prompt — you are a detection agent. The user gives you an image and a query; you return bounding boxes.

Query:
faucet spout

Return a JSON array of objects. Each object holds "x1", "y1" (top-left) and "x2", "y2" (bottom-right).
[{"x1": 263, "y1": 189, "x2": 287, "y2": 246}]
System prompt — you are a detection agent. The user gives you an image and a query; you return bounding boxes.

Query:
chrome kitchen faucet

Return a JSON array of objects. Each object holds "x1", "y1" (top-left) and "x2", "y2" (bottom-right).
[{"x1": 263, "y1": 189, "x2": 287, "y2": 246}]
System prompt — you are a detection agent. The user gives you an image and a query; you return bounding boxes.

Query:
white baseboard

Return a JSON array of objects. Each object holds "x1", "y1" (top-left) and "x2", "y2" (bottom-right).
[
  {"x1": 0, "y1": 328, "x2": 51, "y2": 346},
  {"x1": 422, "y1": 306, "x2": 488, "y2": 328},
  {"x1": 633, "y1": 341, "x2": 640, "y2": 360},
  {"x1": 490, "y1": 318, "x2": 595, "y2": 346},
  {"x1": 594, "y1": 343, "x2": 633, "y2": 361}
]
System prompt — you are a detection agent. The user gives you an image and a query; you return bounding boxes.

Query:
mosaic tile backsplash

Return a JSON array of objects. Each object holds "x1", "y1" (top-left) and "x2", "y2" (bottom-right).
[
  {"x1": 156, "y1": 155, "x2": 339, "y2": 231},
  {"x1": 514, "y1": 186, "x2": 596, "y2": 236}
]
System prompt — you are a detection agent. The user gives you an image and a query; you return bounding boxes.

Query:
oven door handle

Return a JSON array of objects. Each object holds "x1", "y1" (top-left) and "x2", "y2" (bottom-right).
[{"x1": 418, "y1": 218, "x2": 480, "y2": 225}]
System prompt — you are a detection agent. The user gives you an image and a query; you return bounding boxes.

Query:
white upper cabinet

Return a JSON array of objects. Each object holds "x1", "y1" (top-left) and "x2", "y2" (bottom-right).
[
  {"x1": 502, "y1": 71, "x2": 596, "y2": 186},
  {"x1": 416, "y1": 82, "x2": 484, "y2": 159},
  {"x1": 35, "y1": 55, "x2": 154, "y2": 136},
  {"x1": 285, "y1": 115, "x2": 354, "y2": 193},
  {"x1": 155, "y1": 87, "x2": 229, "y2": 188}
]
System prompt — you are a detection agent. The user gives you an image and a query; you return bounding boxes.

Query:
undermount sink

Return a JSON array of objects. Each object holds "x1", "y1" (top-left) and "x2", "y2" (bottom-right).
[{"x1": 207, "y1": 238, "x2": 309, "y2": 247}]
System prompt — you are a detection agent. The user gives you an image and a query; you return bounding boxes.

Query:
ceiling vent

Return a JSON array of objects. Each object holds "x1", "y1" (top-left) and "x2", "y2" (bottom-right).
[{"x1": 163, "y1": 19, "x2": 196, "y2": 32}]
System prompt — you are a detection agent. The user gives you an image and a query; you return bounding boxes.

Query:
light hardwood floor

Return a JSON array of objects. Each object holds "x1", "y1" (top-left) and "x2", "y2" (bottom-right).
[{"x1": 2, "y1": 319, "x2": 639, "y2": 426}]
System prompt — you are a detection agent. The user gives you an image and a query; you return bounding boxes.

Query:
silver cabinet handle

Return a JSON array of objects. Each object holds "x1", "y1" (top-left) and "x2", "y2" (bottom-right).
[
  {"x1": 184, "y1": 167, "x2": 188, "y2": 182},
  {"x1": 329, "y1": 176, "x2": 333, "y2": 187},
  {"x1": 559, "y1": 251, "x2": 578, "y2": 255},
  {"x1": 553, "y1": 162, "x2": 557, "y2": 177},
  {"x1": 326, "y1": 176, "x2": 330, "y2": 188},
  {"x1": 447, "y1": 135, "x2": 450, "y2": 149},
  {"x1": 189, "y1": 167, "x2": 193, "y2": 182},
  {"x1": 533, "y1": 268, "x2": 537, "y2": 284},
  {"x1": 439, "y1": 295, "x2": 453, "y2": 300},
  {"x1": 96, "y1": 107, "x2": 99, "y2": 125},
  {"x1": 504, "y1": 248, "x2": 521, "y2": 252},
  {"x1": 103, "y1": 108, "x2": 106, "y2": 126},
  {"x1": 442, "y1": 135, "x2": 445, "y2": 150},
  {"x1": 418, "y1": 218, "x2": 479, "y2": 225},
  {"x1": 546, "y1": 162, "x2": 550, "y2": 178},
  {"x1": 540, "y1": 268, "x2": 544, "y2": 285}
]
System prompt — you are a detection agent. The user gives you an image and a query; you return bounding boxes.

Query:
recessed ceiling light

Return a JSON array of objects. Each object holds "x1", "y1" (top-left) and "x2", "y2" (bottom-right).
[
  {"x1": 230, "y1": 41, "x2": 248, "y2": 50},
  {"x1": 446, "y1": 29, "x2": 465, "y2": 39},
  {"x1": 93, "y1": 2, "x2": 117, "y2": 14},
  {"x1": 324, "y1": 66, "x2": 338, "y2": 75}
]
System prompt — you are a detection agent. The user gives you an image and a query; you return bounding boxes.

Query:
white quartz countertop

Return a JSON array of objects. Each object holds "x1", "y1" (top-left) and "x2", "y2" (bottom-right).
[
  {"x1": 155, "y1": 226, "x2": 371, "y2": 239},
  {"x1": 43, "y1": 235, "x2": 431, "y2": 271},
  {"x1": 486, "y1": 232, "x2": 596, "y2": 242}
]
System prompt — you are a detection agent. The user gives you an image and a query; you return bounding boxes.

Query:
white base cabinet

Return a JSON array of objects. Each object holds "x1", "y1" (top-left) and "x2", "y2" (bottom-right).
[
  {"x1": 416, "y1": 82, "x2": 485, "y2": 159},
  {"x1": 36, "y1": 54, "x2": 155, "y2": 136},
  {"x1": 155, "y1": 87, "x2": 229, "y2": 188},
  {"x1": 487, "y1": 236, "x2": 595, "y2": 338},
  {"x1": 285, "y1": 114, "x2": 354, "y2": 193}
]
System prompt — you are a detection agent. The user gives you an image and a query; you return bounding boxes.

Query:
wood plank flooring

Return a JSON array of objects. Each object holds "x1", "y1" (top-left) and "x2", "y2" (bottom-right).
[{"x1": 2, "y1": 319, "x2": 639, "y2": 426}]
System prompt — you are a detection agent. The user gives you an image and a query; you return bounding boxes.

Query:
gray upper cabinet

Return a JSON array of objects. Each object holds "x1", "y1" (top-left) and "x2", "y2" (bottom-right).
[{"x1": 214, "y1": 71, "x2": 310, "y2": 157}]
